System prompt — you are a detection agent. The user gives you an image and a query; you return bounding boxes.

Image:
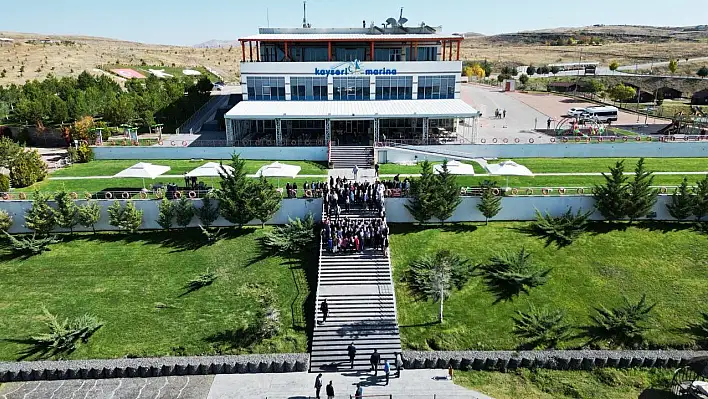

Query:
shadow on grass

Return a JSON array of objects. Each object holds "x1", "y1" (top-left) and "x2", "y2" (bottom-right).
[
  {"x1": 388, "y1": 223, "x2": 479, "y2": 235},
  {"x1": 203, "y1": 326, "x2": 264, "y2": 353},
  {"x1": 638, "y1": 388, "x2": 675, "y2": 399},
  {"x1": 5, "y1": 326, "x2": 103, "y2": 361},
  {"x1": 399, "y1": 321, "x2": 440, "y2": 328},
  {"x1": 72, "y1": 228, "x2": 253, "y2": 253},
  {"x1": 513, "y1": 224, "x2": 573, "y2": 249}
]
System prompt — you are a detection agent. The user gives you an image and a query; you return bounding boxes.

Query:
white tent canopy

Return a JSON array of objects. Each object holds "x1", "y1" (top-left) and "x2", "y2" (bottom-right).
[
  {"x1": 488, "y1": 160, "x2": 533, "y2": 176},
  {"x1": 113, "y1": 162, "x2": 171, "y2": 179},
  {"x1": 433, "y1": 160, "x2": 475, "y2": 175},
  {"x1": 254, "y1": 162, "x2": 301, "y2": 178},
  {"x1": 186, "y1": 162, "x2": 234, "y2": 177}
]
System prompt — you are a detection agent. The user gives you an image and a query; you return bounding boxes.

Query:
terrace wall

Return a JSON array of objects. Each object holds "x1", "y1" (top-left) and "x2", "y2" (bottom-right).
[
  {"x1": 92, "y1": 146, "x2": 328, "y2": 161},
  {"x1": 1, "y1": 198, "x2": 323, "y2": 234}
]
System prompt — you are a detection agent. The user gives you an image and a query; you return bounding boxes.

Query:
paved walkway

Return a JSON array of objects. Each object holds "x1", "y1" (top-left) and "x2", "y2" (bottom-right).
[{"x1": 0, "y1": 370, "x2": 492, "y2": 399}]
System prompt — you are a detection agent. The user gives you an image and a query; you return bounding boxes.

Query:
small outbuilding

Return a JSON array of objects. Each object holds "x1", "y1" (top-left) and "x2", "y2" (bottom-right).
[
  {"x1": 547, "y1": 82, "x2": 578, "y2": 93},
  {"x1": 692, "y1": 89, "x2": 708, "y2": 106},
  {"x1": 657, "y1": 87, "x2": 683, "y2": 100}
]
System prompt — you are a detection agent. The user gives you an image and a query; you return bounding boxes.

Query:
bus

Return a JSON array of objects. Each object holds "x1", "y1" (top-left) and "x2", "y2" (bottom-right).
[{"x1": 580, "y1": 106, "x2": 619, "y2": 123}]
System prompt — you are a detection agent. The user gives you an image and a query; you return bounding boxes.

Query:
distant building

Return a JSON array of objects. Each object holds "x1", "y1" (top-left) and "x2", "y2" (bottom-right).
[
  {"x1": 656, "y1": 87, "x2": 682, "y2": 100},
  {"x1": 547, "y1": 82, "x2": 578, "y2": 93},
  {"x1": 0, "y1": 38, "x2": 14, "y2": 45}
]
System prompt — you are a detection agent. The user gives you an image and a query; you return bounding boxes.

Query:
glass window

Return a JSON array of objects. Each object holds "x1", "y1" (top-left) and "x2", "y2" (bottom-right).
[
  {"x1": 376, "y1": 76, "x2": 412, "y2": 100},
  {"x1": 333, "y1": 77, "x2": 370, "y2": 101},
  {"x1": 247, "y1": 77, "x2": 285, "y2": 101},
  {"x1": 290, "y1": 77, "x2": 328, "y2": 101},
  {"x1": 417, "y1": 75, "x2": 456, "y2": 99}
]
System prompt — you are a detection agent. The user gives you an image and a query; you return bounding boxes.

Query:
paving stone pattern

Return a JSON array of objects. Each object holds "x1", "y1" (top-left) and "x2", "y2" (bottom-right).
[{"x1": 310, "y1": 207, "x2": 402, "y2": 371}]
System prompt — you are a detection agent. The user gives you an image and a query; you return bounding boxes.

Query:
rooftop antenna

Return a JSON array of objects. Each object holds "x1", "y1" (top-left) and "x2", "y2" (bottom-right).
[
  {"x1": 398, "y1": 7, "x2": 408, "y2": 26},
  {"x1": 302, "y1": 1, "x2": 310, "y2": 28},
  {"x1": 267, "y1": 8, "x2": 270, "y2": 27},
  {"x1": 386, "y1": 17, "x2": 398, "y2": 28}
]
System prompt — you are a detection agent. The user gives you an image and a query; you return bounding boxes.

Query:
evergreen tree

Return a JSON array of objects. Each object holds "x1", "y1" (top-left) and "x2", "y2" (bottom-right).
[
  {"x1": 252, "y1": 176, "x2": 281, "y2": 228},
  {"x1": 593, "y1": 161, "x2": 629, "y2": 221},
  {"x1": 666, "y1": 177, "x2": 694, "y2": 221},
  {"x1": 405, "y1": 160, "x2": 437, "y2": 224},
  {"x1": 77, "y1": 201, "x2": 101, "y2": 234},
  {"x1": 197, "y1": 193, "x2": 220, "y2": 228},
  {"x1": 626, "y1": 158, "x2": 657, "y2": 224},
  {"x1": 433, "y1": 160, "x2": 462, "y2": 224},
  {"x1": 53, "y1": 191, "x2": 79, "y2": 233},
  {"x1": 174, "y1": 196, "x2": 195, "y2": 227},
  {"x1": 107, "y1": 201, "x2": 143, "y2": 233},
  {"x1": 24, "y1": 190, "x2": 56, "y2": 235},
  {"x1": 156, "y1": 197, "x2": 174, "y2": 230},
  {"x1": 692, "y1": 175, "x2": 708, "y2": 222},
  {"x1": 0, "y1": 209, "x2": 13, "y2": 232},
  {"x1": 477, "y1": 186, "x2": 502, "y2": 225},
  {"x1": 216, "y1": 155, "x2": 255, "y2": 228}
]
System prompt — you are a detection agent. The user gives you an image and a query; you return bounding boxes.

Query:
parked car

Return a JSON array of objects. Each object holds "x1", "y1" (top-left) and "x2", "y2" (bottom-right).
[{"x1": 567, "y1": 107, "x2": 586, "y2": 117}]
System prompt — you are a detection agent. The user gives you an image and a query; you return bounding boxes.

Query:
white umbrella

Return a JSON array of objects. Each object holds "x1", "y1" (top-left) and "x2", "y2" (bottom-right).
[
  {"x1": 488, "y1": 160, "x2": 533, "y2": 188},
  {"x1": 113, "y1": 162, "x2": 171, "y2": 188},
  {"x1": 186, "y1": 162, "x2": 234, "y2": 177},
  {"x1": 433, "y1": 160, "x2": 475, "y2": 175},
  {"x1": 255, "y1": 162, "x2": 301, "y2": 187}
]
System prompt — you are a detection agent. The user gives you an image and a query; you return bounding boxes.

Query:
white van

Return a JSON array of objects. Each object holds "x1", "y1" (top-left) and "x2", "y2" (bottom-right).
[{"x1": 580, "y1": 106, "x2": 619, "y2": 123}]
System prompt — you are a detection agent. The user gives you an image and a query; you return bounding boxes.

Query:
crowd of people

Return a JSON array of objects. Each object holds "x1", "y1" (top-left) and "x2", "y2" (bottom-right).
[
  {"x1": 321, "y1": 216, "x2": 389, "y2": 254},
  {"x1": 324, "y1": 176, "x2": 387, "y2": 215}
]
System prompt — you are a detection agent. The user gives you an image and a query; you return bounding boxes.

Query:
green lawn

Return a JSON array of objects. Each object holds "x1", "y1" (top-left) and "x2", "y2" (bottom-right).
[
  {"x1": 391, "y1": 222, "x2": 708, "y2": 351},
  {"x1": 0, "y1": 228, "x2": 313, "y2": 360},
  {"x1": 496, "y1": 158, "x2": 708, "y2": 174},
  {"x1": 455, "y1": 368, "x2": 674, "y2": 399},
  {"x1": 379, "y1": 161, "x2": 487, "y2": 175},
  {"x1": 454, "y1": 174, "x2": 706, "y2": 189},
  {"x1": 51, "y1": 160, "x2": 328, "y2": 177}
]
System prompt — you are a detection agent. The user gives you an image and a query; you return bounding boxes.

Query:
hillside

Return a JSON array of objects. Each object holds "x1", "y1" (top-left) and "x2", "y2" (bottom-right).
[
  {"x1": 493, "y1": 24, "x2": 708, "y2": 44},
  {"x1": 0, "y1": 32, "x2": 243, "y2": 85}
]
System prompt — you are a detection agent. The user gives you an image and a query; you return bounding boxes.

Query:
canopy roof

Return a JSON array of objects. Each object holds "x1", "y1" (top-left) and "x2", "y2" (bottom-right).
[
  {"x1": 113, "y1": 162, "x2": 171, "y2": 179},
  {"x1": 239, "y1": 33, "x2": 462, "y2": 42},
  {"x1": 186, "y1": 162, "x2": 234, "y2": 178},
  {"x1": 255, "y1": 162, "x2": 301, "y2": 178},
  {"x1": 433, "y1": 160, "x2": 475, "y2": 175},
  {"x1": 225, "y1": 99, "x2": 480, "y2": 120},
  {"x1": 488, "y1": 160, "x2": 533, "y2": 176}
]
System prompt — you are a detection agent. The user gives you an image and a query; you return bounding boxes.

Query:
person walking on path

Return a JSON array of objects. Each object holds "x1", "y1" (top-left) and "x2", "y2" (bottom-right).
[
  {"x1": 370, "y1": 349, "x2": 381, "y2": 375},
  {"x1": 395, "y1": 352, "x2": 403, "y2": 378},
  {"x1": 547, "y1": 117, "x2": 552, "y2": 130},
  {"x1": 314, "y1": 373, "x2": 323, "y2": 399},
  {"x1": 326, "y1": 381, "x2": 335, "y2": 399},
  {"x1": 352, "y1": 165, "x2": 359, "y2": 181},
  {"x1": 320, "y1": 299, "x2": 329, "y2": 324},
  {"x1": 383, "y1": 360, "x2": 391, "y2": 385},
  {"x1": 374, "y1": 163, "x2": 380, "y2": 177},
  {"x1": 503, "y1": 109, "x2": 507, "y2": 119},
  {"x1": 355, "y1": 383, "x2": 364, "y2": 398},
  {"x1": 183, "y1": 173, "x2": 190, "y2": 190},
  {"x1": 347, "y1": 342, "x2": 357, "y2": 369}
]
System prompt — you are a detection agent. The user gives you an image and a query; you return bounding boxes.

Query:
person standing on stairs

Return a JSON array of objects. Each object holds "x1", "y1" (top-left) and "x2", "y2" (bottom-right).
[
  {"x1": 352, "y1": 165, "x2": 359, "y2": 181},
  {"x1": 374, "y1": 162, "x2": 379, "y2": 177},
  {"x1": 395, "y1": 352, "x2": 404, "y2": 378},
  {"x1": 370, "y1": 349, "x2": 381, "y2": 375},
  {"x1": 326, "y1": 381, "x2": 335, "y2": 399},
  {"x1": 314, "y1": 373, "x2": 323, "y2": 399},
  {"x1": 320, "y1": 299, "x2": 329, "y2": 324},
  {"x1": 355, "y1": 383, "x2": 364, "y2": 399},
  {"x1": 347, "y1": 342, "x2": 357, "y2": 369},
  {"x1": 384, "y1": 360, "x2": 391, "y2": 385}
]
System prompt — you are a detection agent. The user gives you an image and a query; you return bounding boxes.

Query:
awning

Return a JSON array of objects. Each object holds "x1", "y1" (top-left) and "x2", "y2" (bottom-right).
[
  {"x1": 186, "y1": 162, "x2": 234, "y2": 178},
  {"x1": 225, "y1": 99, "x2": 480, "y2": 120}
]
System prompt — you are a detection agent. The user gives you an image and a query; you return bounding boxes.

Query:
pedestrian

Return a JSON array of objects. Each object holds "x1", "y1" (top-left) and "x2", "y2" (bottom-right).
[
  {"x1": 183, "y1": 173, "x2": 189, "y2": 189},
  {"x1": 314, "y1": 373, "x2": 323, "y2": 399},
  {"x1": 395, "y1": 352, "x2": 403, "y2": 378},
  {"x1": 370, "y1": 349, "x2": 380, "y2": 375},
  {"x1": 326, "y1": 381, "x2": 335, "y2": 399},
  {"x1": 503, "y1": 109, "x2": 507, "y2": 119},
  {"x1": 448, "y1": 365, "x2": 454, "y2": 380},
  {"x1": 384, "y1": 360, "x2": 391, "y2": 385},
  {"x1": 547, "y1": 117, "x2": 552, "y2": 130},
  {"x1": 352, "y1": 165, "x2": 359, "y2": 181},
  {"x1": 355, "y1": 383, "x2": 363, "y2": 399},
  {"x1": 374, "y1": 162, "x2": 380, "y2": 177},
  {"x1": 347, "y1": 342, "x2": 356, "y2": 369},
  {"x1": 320, "y1": 299, "x2": 329, "y2": 324}
]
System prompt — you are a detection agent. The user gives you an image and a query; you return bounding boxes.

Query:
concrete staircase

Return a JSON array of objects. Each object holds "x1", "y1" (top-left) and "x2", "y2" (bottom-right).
[
  {"x1": 310, "y1": 208, "x2": 401, "y2": 372},
  {"x1": 329, "y1": 146, "x2": 374, "y2": 169}
]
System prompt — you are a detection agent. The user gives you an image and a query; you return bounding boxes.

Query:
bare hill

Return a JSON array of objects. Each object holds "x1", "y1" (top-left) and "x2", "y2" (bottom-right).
[{"x1": 489, "y1": 24, "x2": 708, "y2": 44}]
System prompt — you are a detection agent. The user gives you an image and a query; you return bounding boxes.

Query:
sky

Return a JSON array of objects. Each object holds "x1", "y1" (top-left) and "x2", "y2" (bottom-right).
[{"x1": 1, "y1": 0, "x2": 706, "y2": 46}]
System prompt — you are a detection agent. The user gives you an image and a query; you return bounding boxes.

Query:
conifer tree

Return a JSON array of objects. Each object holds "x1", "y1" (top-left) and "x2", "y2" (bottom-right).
[
  {"x1": 174, "y1": 196, "x2": 195, "y2": 227},
  {"x1": 626, "y1": 158, "x2": 657, "y2": 224},
  {"x1": 692, "y1": 175, "x2": 708, "y2": 222},
  {"x1": 54, "y1": 191, "x2": 79, "y2": 233},
  {"x1": 252, "y1": 175, "x2": 281, "y2": 228},
  {"x1": 77, "y1": 200, "x2": 101, "y2": 234},
  {"x1": 593, "y1": 161, "x2": 629, "y2": 221},
  {"x1": 156, "y1": 197, "x2": 174, "y2": 230},
  {"x1": 216, "y1": 155, "x2": 255, "y2": 228},
  {"x1": 477, "y1": 186, "x2": 502, "y2": 225},
  {"x1": 433, "y1": 160, "x2": 462, "y2": 224},
  {"x1": 24, "y1": 190, "x2": 56, "y2": 235},
  {"x1": 197, "y1": 193, "x2": 220, "y2": 228},
  {"x1": 666, "y1": 177, "x2": 694, "y2": 221},
  {"x1": 405, "y1": 160, "x2": 437, "y2": 224}
]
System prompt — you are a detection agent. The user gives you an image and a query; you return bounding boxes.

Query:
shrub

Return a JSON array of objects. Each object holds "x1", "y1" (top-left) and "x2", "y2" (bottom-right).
[
  {"x1": 530, "y1": 207, "x2": 592, "y2": 247},
  {"x1": 477, "y1": 186, "x2": 502, "y2": 225},
  {"x1": 174, "y1": 196, "x2": 195, "y2": 227},
  {"x1": 23, "y1": 307, "x2": 103, "y2": 359},
  {"x1": 476, "y1": 248, "x2": 551, "y2": 302},
  {"x1": 513, "y1": 305, "x2": 571, "y2": 349},
  {"x1": 666, "y1": 177, "x2": 694, "y2": 221},
  {"x1": 182, "y1": 269, "x2": 218, "y2": 295},
  {"x1": 68, "y1": 143, "x2": 94, "y2": 163},
  {"x1": 24, "y1": 191, "x2": 56, "y2": 234},
  {"x1": 4, "y1": 232, "x2": 59, "y2": 256},
  {"x1": 156, "y1": 197, "x2": 174, "y2": 230},
  {"x1": 263, "y1": 214, "x2": 316, "y2": 256},
  {"x1": 0, "y1": 174, "x2": 9, "y2": 192},
  {"x1": 9, "y1": 149, "x2": 47, "y2": 188},
  {"x1": 197, "y1": 192, "x2": 220, "y2": 228},
  {"x1": 583, "y1": 294, "x2": 656, "y2": 348},
  {"x1": 107, "y1": 201, "x2": 143, "y2": 233},
  {"x1": 0, "y1": 209, "x2": 13, "y2": 231},
  {"x1": 77, "y1": 201, "x2": 101, "y2": 233}
]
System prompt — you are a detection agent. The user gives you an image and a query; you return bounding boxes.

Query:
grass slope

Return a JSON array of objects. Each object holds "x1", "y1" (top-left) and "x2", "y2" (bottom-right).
[
  {"x1": 0, "y1": 228, "x2": 313, "y2": 360},
  {"x1": 455, "y1": 368, "x2": 674, "y2": 399},
  {"x1": 391, "y1": 222, "x2": 708, "y2": 351}
]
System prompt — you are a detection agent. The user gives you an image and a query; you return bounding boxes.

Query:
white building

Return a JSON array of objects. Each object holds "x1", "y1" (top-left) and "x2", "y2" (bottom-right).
[{"x1": 224, "y1": 24, "x2": 479, "y2": 166}]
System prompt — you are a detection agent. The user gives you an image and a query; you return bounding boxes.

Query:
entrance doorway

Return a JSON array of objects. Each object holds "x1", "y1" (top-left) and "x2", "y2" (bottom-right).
[{"x1": 331, "y1": 120, "x2": 372, "y2": 146}]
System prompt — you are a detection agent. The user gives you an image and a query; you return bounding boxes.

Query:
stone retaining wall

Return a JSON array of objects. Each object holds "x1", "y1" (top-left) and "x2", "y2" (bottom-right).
[
  {"x1": 0, "y1": 354, "x2": 309, "y2": 382},
  {"x1": 402, "y1": 350, "x2": 708, "y2": 372}
]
